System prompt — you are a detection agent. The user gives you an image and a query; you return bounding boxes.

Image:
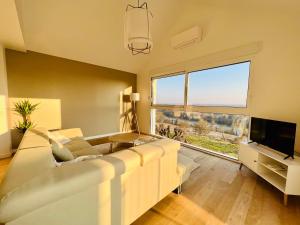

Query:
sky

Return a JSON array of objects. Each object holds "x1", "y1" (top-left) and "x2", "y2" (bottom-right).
[{"x1": 154, "y1": 61, "x2": 250, "y2": 107}]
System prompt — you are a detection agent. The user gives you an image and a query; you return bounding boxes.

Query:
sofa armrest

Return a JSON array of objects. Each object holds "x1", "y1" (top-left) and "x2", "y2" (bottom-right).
[
  {"x1": 18, "y1": 127, "x2": 50, "y2": 150},
  {"x1": 0, "y1": 150, "x2": 140, "y2": 223}
]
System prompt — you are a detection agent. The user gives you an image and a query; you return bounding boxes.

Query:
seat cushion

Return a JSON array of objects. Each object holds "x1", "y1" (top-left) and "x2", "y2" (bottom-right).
[
  {"x1": 91, "y1": 143, "x2": 111, "y2": 155},
  {"x1": 177, "y1": 153, "x2": 200, "y2": 183},
  {"x1": 63, "y1": 137, "x2": 92, "y2": 152},
  {"x1": 72, "y1": 147, "x2": 104, "y2": 157},
  {"x1": 179, "y1": 147, "x2": 203, "y2": 161}
]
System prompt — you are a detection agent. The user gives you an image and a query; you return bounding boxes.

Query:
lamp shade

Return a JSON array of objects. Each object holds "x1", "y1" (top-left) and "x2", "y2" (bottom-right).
[
  {"x1": 130, "y1": 93, "x2": 140, "y2": 102},
  {"x1": 124, "y1": 1, "x2": 153, "y2": 54}
]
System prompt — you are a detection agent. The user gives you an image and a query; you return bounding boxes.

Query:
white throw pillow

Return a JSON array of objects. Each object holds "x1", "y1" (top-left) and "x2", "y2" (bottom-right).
[
  {"x1": 51, "y1": 139, "x2": 75, "y2": 162},
  {"x1": 48, "y1": 131, "x2": 71, "y2": 144}
]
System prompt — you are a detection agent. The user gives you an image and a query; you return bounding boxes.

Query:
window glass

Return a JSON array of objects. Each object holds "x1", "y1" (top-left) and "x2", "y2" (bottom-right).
[
  {"x1": 152, "y1": 74, "x2": 185, "y2": 105},
  {"x1": 188, "y1": 62, "x2": 250, "y2": 107}
]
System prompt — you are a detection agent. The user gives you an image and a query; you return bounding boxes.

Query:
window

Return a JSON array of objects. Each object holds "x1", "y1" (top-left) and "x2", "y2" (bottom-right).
[
  {"x1": 152, "y1": 73, "x2": 185, "y2": 106},
  {"x1": 153, "y1": 109, "x2": 249, "y2": 159},
  {"x1": 188, "y1": 62, "x2": 250, "y2": 107},
  {"x1": 151, "y1": 61, "x2": 251, "y2": 159}
]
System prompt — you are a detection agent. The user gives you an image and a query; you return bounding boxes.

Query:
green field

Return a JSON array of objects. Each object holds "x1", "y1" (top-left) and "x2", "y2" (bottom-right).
[{"x1": 185, "y1": 135, "x2": 239, "y2": 158}]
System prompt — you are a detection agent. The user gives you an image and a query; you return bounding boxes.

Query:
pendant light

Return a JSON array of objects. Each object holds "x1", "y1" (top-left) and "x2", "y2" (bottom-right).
[{"x1": 124, "y1": 0, "x2": 153, "y2": 55}]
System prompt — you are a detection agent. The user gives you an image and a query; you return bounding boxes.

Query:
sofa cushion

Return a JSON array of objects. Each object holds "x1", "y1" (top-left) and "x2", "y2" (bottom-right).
[
  {"x1": 178, "y1": 153, "x2": 200, "y2": 183},
  {"x1": 72, "y1": 147, "x2": 103, "y2": 157},
  {"x1": 179, "y1": 147, "x2": 203, "y2": 161},
  {"x1": 48, "y1": 132, "x2": 70, "y2": 144},
  {"x1": 130, "y1": 139, "x2": 180, "y2": 166},
  {"x1": 51, "y1": 140, "x2": 75, "y2": 161},
  {"x1": 129, "y1": 144, "x2": 163, "y2": 166},
  {"x1": 91, "y1": 143, "x2": 111, "y2": 155},
  {"x1": 63, "y1": 137, "x2": 92, "y2": 152},
  {"x1": 148, "y1": 139, "x2": 181, "y2": 156},
  {"x1": 101, "y1": 150, "x2": 141, "y2": 174}
]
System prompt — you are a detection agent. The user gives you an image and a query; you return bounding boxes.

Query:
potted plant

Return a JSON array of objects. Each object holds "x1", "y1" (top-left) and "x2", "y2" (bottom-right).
[{"x1": 13, "y1": 99, "x2": 39, "y2": 133}]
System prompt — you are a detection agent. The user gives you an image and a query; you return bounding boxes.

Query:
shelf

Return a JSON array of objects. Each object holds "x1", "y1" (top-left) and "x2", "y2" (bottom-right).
[
  {"x1": 240, "y1": 142, "x2": 300, "y2": 199},
  {"x1": 247, "y1": 142, "x2": 300, "y2": 166},
  {"x1": 257, "y1": 170, "x2": 286, "y2": 192},
  {"x1": 258, "y1": 162, "x2": 287, "y2": 179}
]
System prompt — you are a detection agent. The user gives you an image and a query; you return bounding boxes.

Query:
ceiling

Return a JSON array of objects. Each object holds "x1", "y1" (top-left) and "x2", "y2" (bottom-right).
[
  {"x1": 14, "y1": 0, "x2": 184, "y2": 74},
  {"x1": 0, "y1": 0, "x2": 25, "y2": 51},
  {"x1": 2, "y1": 0, "x2": 299, "y2": 74},
  {"x1": 198, "y1": 0, "x2": 300, "y2": 11}
]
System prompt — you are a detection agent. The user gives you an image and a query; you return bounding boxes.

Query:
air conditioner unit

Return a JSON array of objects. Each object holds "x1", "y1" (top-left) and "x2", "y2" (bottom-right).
[{"x1": 171, "y1": 26, "x2": 202, "y2": 49}]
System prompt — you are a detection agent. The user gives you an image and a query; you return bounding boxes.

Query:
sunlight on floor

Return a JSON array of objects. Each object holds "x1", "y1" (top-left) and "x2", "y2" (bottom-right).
[{"x1": 145, "y1": 194, "x2": 226, "y2": 225}]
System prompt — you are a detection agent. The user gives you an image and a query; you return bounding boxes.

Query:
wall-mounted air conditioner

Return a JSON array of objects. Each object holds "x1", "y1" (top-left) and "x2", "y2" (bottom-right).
[{"x1": 171, "y1": 26, "x2": 202, "y2": 49}]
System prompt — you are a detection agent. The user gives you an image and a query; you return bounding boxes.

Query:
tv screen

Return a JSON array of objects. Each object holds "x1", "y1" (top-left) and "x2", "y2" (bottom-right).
[{"x1": 250, "y1": 117, "x2": 296, "y2": 157}]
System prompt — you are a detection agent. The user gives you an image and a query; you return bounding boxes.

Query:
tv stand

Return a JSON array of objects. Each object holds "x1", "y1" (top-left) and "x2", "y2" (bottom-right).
[{"x1": 239, "y1": 142, "x2": 300, "y2": 206}]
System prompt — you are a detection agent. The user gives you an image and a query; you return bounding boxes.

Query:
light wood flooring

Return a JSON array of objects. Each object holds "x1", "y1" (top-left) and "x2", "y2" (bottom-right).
[
  {"x1": 133, "y1": 151, "x2": 300, "y2": 225},
  {"x1": 1, "y1": 150, "x2": 300, "y2": 225},
  {"x1": 0, "y1": 157, "x2": 11, "y2": 182}
]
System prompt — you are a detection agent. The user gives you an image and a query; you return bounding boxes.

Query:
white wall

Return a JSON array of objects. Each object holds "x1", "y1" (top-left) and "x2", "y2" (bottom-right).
[
  {"x1": 137, "y1": 2, "x2": 300, "y2": 153},
  {"x1": 0, "y1": 45, "x2": 12, "y2": 158}
]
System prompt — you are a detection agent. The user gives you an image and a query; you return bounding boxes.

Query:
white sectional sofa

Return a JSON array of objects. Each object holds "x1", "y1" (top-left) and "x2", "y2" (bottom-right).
[{"x1": 0, "y1": 128, "x2": 182, "y2": 225}]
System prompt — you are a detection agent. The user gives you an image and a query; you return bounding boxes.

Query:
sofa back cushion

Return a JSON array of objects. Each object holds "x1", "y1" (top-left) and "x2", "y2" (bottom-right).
[
  {"x1": 51, "y1": 139, "x2": 75, "y2": 161},
  {"x1": 130, "y1": 139, "x2": 181, "y2": 166},
  {"x1": 49, "y1": 128, "x2": 95, "y2": 159},
  {"x1": 50, "y1": 128, "x2": 83, "y2": 139}
]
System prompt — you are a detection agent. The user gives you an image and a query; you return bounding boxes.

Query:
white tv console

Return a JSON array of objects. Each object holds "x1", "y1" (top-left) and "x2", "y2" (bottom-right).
[{"x1": 239, "y1": 142, "x2": 300, "y2": 206}]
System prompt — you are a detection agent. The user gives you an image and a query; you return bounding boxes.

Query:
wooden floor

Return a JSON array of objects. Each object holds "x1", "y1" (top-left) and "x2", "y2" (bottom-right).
[
  {"x1": 1, "y1": 151, "x2": 300, "y2": 225},
  {"x1": 133, "y1": 151, "x2": 300, "y2": 225},
  {"x1": 0, "y1": 157, "x2": 11, "y2": 182}
]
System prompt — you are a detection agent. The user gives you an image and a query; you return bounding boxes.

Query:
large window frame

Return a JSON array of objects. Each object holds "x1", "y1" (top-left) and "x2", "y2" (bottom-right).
[
  {"x1": 151, "y1": 71, "x2": 187, "y2": 107},
  {"x1": 151, "y1": 61, "x2": 251, "y2": 109}
]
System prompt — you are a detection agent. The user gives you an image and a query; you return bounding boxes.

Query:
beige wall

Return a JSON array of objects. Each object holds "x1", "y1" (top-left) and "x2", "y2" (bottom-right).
[
  {"x1": 6, "y1": 50, "x2": 136, "y2": 140},
  {"x1": 0, "y1": 45, "x2": 12, "y2": 158},
  {"x1": 137, "y1": 2, "x2": 300, "y2": 153}
]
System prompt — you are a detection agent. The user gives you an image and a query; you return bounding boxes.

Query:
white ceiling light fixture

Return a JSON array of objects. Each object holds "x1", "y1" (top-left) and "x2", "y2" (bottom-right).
[{"x1": 125, "y1": 0, "x2": 153, "y2": 55}]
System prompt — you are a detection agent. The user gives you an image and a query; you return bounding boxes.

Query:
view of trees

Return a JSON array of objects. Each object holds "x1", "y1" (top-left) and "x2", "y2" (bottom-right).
[{"x1": 155, "y1": 109, "x2": 249, "y2": 158}]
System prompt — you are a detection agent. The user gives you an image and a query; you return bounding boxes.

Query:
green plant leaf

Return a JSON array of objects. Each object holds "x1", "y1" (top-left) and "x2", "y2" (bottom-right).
[
  {"x1": 13, "y1": 99, "x2": 39, "y2": 133},
  {"x1": 13, "y1": 99, "x2": 39, "y2": 117}
]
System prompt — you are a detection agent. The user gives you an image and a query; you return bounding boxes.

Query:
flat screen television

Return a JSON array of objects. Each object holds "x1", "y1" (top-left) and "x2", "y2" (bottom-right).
[{"x1": 250, "y1": 117, "x2": 296, "y2": 158}]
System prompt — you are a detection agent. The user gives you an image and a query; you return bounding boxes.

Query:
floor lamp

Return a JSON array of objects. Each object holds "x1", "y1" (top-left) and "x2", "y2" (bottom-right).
[{"x1": 130, "y1": 93, "x2": 140, "y2": 135}]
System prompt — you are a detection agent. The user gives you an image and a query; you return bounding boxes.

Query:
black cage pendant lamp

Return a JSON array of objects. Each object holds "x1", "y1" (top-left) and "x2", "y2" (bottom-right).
[{"x1": 124, "y1": 0, "x2": 153, "y2": 55}]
